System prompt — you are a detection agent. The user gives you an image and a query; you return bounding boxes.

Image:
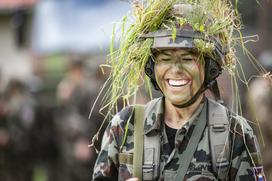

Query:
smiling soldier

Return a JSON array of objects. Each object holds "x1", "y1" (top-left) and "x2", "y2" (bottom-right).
[{"x1": 92, "y1": 0, "x2": 266, "y2": 181}]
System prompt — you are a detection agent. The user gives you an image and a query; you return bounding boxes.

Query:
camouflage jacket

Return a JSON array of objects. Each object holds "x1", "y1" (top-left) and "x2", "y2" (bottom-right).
[{"x1": 92, "y1": 97, "x2": 264, "y2": 181}]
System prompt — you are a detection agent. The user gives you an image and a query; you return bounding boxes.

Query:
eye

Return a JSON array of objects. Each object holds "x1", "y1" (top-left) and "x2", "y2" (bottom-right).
[
  {"x1": 161, "y1": 58, "x2": 171, "y2": 62},
  {"x1": 156, "y1": 55, "x2": 171, "y2": 62},
  {"x1": 182, "y1": 57, "x2": 193, "y2": 61}
]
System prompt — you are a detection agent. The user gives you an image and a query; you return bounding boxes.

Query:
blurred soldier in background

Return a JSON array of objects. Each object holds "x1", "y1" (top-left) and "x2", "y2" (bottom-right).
[
  {"x1": 27, "y1": 71, "x2": 59, "y2": 181},
  {"x1": 3, "y1": 78, "x2": 36, "y2": 181},
  {"x1": 0, "y1": 102, "x2": 9, "y2": 181},
  {"x1": 0, "y1": 69, "x2": 10, "y2": 181},
  {"x1": 247, "y1": 51, "x2": 272, "y2": 180},
  {"x1": 55, "y1": 56, "x2": 103, "y2": 181}
]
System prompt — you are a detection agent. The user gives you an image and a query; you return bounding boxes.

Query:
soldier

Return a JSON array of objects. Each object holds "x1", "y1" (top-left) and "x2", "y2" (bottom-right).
[
  {"x1": 92, "y1": 0, "x2": 266, "y2": 180},
  {"x1": 247, "y1": 51, "x2": 272, "y2": 180},
  {"x1": 55, "y1": 57, "x2": 102, "y2": 181},
  {"x1": 4, "y1": 78, "x2": 36, "y2": 181}
]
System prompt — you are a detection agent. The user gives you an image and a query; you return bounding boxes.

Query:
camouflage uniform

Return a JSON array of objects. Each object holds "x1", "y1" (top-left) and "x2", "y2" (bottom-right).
[{"x1": 93, "y1": 97, "x2": 263, "y2": 181}]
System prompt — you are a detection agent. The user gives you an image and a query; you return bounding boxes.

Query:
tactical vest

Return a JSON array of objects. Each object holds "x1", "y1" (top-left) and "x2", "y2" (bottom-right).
[{"x1": 120, "y1": 98, "x2": 230, "y2": 181}]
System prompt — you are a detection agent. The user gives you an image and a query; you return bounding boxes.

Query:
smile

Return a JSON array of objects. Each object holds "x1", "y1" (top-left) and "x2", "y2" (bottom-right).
[{"x1": 167, "y1": 79, "x2": 190, "y2": 87}]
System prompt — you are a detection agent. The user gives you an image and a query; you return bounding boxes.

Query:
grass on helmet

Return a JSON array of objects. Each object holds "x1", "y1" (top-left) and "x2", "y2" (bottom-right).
[{"x1": 101, "y1": 0, "x2": 245, "y2": 116}]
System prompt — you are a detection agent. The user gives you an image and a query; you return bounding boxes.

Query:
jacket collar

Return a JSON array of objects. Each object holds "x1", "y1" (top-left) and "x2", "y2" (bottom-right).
[
  {"x1": 143, "y1": 97, "x2": 206, "y2": 135},
  {"x1": 143, "y1": 97, "x2": 164, "y2": 135}
]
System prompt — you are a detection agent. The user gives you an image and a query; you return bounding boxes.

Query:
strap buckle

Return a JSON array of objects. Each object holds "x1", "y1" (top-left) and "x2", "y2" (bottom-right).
[
  {"x1": 212, "y1": 124, "x2": 226, "y2": 132},
  {"x1": 216, "y1": 159, "x2": 230, "y2": 168}
]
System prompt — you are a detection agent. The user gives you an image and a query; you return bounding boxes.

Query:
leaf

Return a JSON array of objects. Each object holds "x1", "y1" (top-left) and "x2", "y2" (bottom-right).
[
  {"x1": 199, "y1": 24, "x2": 205, "y2": 32},
  {"x1": 172, "y1": 25, "x2": 177, "y2": 42}
]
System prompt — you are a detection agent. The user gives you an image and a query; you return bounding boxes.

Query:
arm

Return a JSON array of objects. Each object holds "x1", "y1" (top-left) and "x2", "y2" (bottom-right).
[
  {"x1": 92, "y1": 107, "x2": 133, "y2": 181},
  {"x1": 92, "y1": 120, "x2": 120, "y2": 180}
]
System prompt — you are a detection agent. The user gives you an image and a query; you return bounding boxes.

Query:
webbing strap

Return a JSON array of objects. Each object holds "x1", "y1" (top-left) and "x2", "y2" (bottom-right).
[
  {"x1": 133, "y1": 105, "x2": 145, "y2": 180},
  {"x1": 208, "y1": 99, "x2": 230, "y2": 180},
  {"x1": 210, "y1": 80, "x2": 223, "y2": 103},
  {"x1": 175, "y1": 103, "x2": 207, "y2": 181}
]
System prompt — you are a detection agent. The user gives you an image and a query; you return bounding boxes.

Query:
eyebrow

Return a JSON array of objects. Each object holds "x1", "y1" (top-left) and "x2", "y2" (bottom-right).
[
  {"x1": 161, "y1": 51, "x2": 172, "y2": 56},
  {"x1": 160, "y1": 50, "x2": 196, "y2": 56},
  {"x1": 179, "y1": 50, "x2": 196, "y2": 56}
]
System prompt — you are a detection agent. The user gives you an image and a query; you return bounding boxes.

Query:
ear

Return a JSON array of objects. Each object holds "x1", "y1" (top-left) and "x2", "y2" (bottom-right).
[
  {"x1": 145, "y1": 58, "x2": 160, "y2": 90},
  {"x1": 145, "y1": 58, "x2": 154, "y2": 78},
  {"x1": 204, "y1": 58, "x2": 222, "y2": 85}
]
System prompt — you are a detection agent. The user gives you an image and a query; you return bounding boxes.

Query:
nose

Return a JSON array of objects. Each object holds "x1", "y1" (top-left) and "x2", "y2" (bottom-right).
[
  {"x1": 176, "y1": 60, "x2": 184, "y2": 69},
  {"x1": 171, "y1": 58, "x2": 184, "y2": 73}
]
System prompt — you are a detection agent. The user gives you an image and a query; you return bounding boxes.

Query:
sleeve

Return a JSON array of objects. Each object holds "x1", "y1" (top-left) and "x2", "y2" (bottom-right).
[
  {"x1": 92, "y1": 117, "x2": 121, "y2": 181},
  {"x1": 229, "y1": 117, "x2": 266, "y2": 181},
  {"x1": 92, "y1": 106, "x2": 133, "y2": 181}
]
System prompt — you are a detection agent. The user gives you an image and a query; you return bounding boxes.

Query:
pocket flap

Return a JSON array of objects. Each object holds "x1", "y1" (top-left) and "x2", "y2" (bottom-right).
[{"x1": 119, "y1": 153, "x2": 133, "y2": 165}]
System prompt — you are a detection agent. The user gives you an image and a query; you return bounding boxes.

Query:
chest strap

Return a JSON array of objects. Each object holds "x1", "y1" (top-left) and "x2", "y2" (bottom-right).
[
  {"x1": 133, "y1": 105, "x2": 161, "y2": 181},
  {"x1": 175, "y1": 101, "x2": 207, "y2": 181},
  {"x1": 133, "y1": 105, "x2": 145, "y2": 180},
  {"x1": 208, "y1": 99, "x2": 230, "y2": 180}
]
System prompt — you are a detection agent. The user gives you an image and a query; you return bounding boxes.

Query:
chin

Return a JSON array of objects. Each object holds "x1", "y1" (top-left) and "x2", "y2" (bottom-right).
[{"x1": 167, "y1": 96, "x2": 191, "y2": 106}]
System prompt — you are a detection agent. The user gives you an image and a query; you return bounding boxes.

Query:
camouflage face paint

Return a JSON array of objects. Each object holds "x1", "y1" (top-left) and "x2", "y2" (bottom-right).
[{"x1": 154, "y1": 49, "x2": 205, "y2": 106}]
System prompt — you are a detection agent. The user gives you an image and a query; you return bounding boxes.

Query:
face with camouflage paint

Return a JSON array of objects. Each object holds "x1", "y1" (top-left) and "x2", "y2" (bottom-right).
[{"x1": 154, "y1": 49, "x2": 205, "y2": 106}]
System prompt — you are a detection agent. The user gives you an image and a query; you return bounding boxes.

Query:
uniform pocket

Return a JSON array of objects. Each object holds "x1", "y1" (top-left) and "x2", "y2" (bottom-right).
[
  {"x1": 186, "y1": 170, "x2": 217, "y2": 181},
  {"x1": 143, "y1": 148, "x2": 156, "y2": 181},
  {"x1": 118, "y1": 153, "x2": 133, "y2": 181}
]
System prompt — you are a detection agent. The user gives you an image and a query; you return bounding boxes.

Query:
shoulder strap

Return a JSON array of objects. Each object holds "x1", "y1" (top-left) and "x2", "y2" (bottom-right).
[
  {"x1": 176, "y1": 103, "x2": 207, "y2": 181},
  {"x1": 208, "y1": 99, "x2": 230, "y2": 180},
  {"x1": 132, "y1": 105, "x2": 145, "y2": 180}
]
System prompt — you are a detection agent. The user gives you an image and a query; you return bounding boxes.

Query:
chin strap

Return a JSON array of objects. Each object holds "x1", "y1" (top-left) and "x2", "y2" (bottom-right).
[
  {"x1": 172, "y1": 80, "x2": 218, "y2": 108},
  {"x1": 210, "y1": 80, "x2": 223, "y2": 104}
]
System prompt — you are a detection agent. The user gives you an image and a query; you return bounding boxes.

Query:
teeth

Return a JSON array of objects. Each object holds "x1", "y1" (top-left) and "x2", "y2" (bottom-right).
[{"x1": 168, "y1": 79, "x2": 189, "y2": 86}]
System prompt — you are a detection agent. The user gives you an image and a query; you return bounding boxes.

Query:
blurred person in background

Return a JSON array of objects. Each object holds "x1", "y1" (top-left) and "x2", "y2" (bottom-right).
[
  {"x1": 0, "y1": 102, "x2": 10, "y2": 181},
  {"x1": 0, "y1": 103, "x2": 10, "y2": 181},
  {"x1": 247, "y1": 51, "x2": 272, "y2": 180},
  {"x1": 55, "y1": 56, "x2": 103, "y2": 181},
  {"x1": 0, "y1": 69, "x2": 10, "y2": 180},
  {"x1": 27, "y1": 70, "x2": 59, "y2": 181},
  {"x1": 3, "y1": 78, "x2": 36, "y2": 181}
]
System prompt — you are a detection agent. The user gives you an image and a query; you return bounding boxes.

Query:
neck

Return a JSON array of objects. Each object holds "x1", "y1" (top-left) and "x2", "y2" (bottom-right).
[{"x1": 164, "y1": 95, "x2": 204, "y2": 129}]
